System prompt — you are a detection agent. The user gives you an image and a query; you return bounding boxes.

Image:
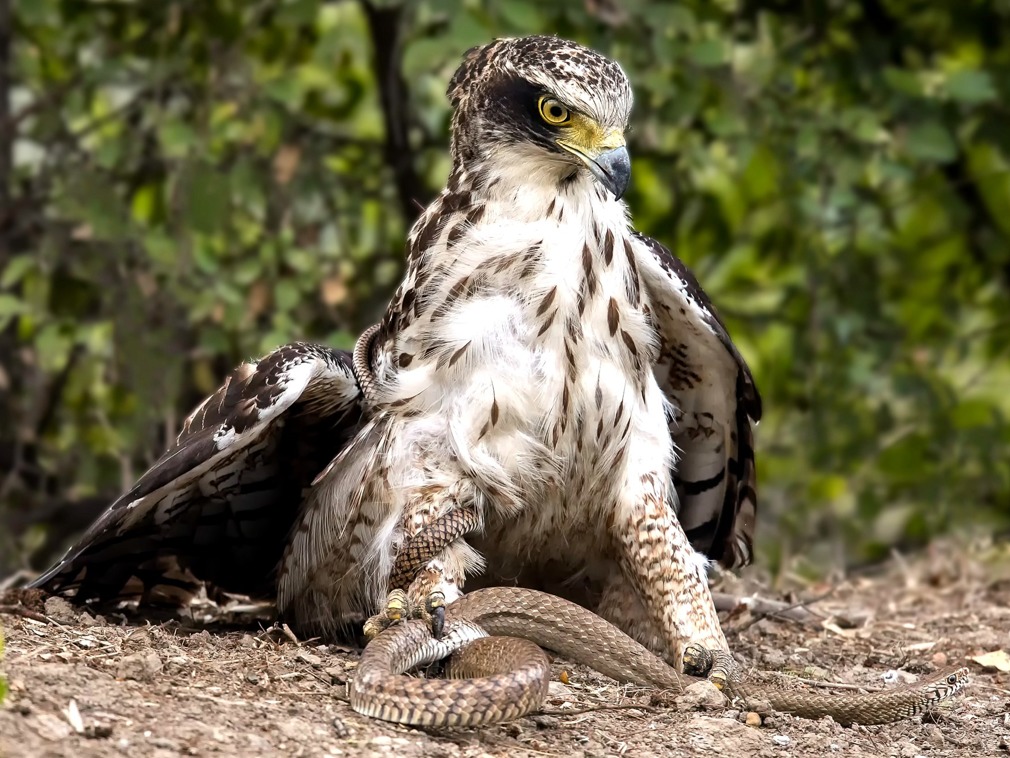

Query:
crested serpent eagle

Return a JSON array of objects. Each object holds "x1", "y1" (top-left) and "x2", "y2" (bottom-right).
[{"x1": 32, "y1": 35, "x2": 761, "y2": 664}]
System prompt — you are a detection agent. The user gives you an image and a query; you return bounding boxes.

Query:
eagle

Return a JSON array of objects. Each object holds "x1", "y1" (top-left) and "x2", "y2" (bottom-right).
[{"x1": 31, "y1": 36, "x2": 761, "y2": 664}]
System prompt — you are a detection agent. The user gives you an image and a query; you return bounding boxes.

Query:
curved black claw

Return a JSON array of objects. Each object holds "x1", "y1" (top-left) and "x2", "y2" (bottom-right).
[
  {"x1": 683, "y1": 643, "x2": 738, "y2": 692},
  {"x1": 425, "y1": 591, "x2": 446, "y2": 639},
  {"x1": 683, "y1": 643, "x2": 716, "y2": 677},
  {"x1": 422, "y1": 590, "x2": 446, "y2": 638}
]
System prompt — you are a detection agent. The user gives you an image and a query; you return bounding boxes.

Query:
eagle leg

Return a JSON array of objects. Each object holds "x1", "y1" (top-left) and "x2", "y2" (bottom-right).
[
  {"x1": 363, "y1": 502, "x2": 480, "y2": 640},
  {"x1": 613, "y1": 465, "x2": 728, "y2": 670}
]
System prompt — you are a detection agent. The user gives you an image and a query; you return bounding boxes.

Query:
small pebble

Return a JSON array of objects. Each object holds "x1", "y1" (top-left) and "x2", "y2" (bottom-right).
[
  {"x1": 772, "y1": 735, "x2": 790, "y2": 746},
  {"x1": 117, "y1": 651, "x2": 163, "y2": 682},
  {"x1": 78, "y1": 612, "x2": 98, "y2": 627},
  {"x1": 547, "y1": 681, "x2": 572, "y2": 699},
  {"x1": 931, "y1": 651, "x2": 948, "y2": 667},
  {"x1": 43, "y1": 596, "x2": 79, "y2": 624},
  {"x1": 84, "y1": 724, "x2": 113, "y2": 739},
  {"x1": 922, "y1": 724, "x2": 944, "y2": 747},
  {"x1": 802, "y1": 665, "x2": 829, "y2": 680},
  {"x1": 674, "y1": 680, "x2": 725, "y2": 711},
  {"x1": 324, "y1": 667, "x2": 346, "y2": 685},
  {"x1": 296, "y1": 651, "x2": 323, "y2": 667},
  {"x1": 744, "y1": 712, "x2": 762, "y2": 727},
  {"x1": 762, "y1": 650, "x2": 787, "y2": 668}
]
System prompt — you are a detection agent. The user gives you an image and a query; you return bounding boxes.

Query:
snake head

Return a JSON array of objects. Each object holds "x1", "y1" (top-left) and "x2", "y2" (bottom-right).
[{"x1": 934, "y1": 667, "x2": 971, "y2": 697}]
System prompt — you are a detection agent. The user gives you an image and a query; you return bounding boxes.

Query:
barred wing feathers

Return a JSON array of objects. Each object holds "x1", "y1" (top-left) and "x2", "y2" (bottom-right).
[
  {"x1": 30, "y1": 343, "x2": 364, "y2": 603},
  {"x1": 633, "y1": 233, "x2": 762, "y2": 568}
]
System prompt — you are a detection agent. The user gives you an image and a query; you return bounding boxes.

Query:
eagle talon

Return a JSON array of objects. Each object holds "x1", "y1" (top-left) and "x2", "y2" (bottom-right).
[
  {"x1": 683, "y1": 643, "x2": 715, "y2": 677},
  {"x1": 683, "y1": 643, "x2": 737, "y2": 692},
  {"x1": 363, "y1": 588, "x2": 413, "y2": 640},
  {"x1": 707, "y1": 649, "x2": 739, "y2": 692},
  {"x1": 425, "y1": 590, "x2": 446, "y2": 639}
]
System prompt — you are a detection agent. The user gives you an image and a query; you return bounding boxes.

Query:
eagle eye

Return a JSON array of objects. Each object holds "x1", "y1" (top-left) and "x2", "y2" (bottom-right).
[{"x1": 538, "y1": 97, "x2": 570, "y2": 125}]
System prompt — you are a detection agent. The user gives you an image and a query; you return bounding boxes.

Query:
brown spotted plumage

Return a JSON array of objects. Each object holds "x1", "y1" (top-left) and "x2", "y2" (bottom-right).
[
  {"x1": 30, "y1": 344, "x2": 364, "y2": 604},
  {"x1": 32, "y1": 36, "x2": 760, "y2": 667}
]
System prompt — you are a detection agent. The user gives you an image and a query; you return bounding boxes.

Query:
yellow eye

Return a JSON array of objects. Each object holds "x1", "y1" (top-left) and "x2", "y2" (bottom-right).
[{"x1": 538, "y1": 97, "x2": 570, "y2": 125}]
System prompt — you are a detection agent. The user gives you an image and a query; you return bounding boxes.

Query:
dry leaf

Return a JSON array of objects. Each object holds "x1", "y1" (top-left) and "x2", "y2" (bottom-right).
[
  {"x1": 246, "y1": 280, "x2": 272, "y2": 318},
  {"x1": 273, "y1": 145, "x2": 302, "y2": 186},
  {"x1": 822, "y1": 621, "x2": 857, "y2": 639},
  {"x1": 65, "y1": 699, "x2": 84, "y2": 733},
  {"x1": 320, "y1": 275, "x2": 347, "y2": 306},
  {"x1": 968, "y1": 650, "x2": 1010, "y2": 672}
]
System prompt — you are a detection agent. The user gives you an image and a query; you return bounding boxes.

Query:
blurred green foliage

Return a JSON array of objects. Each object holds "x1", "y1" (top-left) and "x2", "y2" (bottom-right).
[{"x1": 1, "y1": 0, "x2": 1008, "y2": 574}]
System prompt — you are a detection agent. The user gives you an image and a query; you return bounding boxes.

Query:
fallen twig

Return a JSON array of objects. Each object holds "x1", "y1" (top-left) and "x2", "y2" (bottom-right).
[
  {"x1": 716, "y1": 588, "x2": 841, "y2": 632},
  {"x1": 0, "y1": 604, "x2": 49, "y2": 623}
]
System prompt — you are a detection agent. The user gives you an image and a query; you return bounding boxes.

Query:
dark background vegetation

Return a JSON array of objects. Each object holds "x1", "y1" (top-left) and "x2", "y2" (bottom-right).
[{"x1": 1, "y1": 0, "x2": 1008, "y2": 579}]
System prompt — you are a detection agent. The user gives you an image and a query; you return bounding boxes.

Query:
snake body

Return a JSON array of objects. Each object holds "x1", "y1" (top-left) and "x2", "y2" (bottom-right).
[
  {"x1": 350, "y1": 587, "x2": 970, "y2": 728},
  {"x1": 352, "y1": 324, "x2": 382, "y2": 405}
]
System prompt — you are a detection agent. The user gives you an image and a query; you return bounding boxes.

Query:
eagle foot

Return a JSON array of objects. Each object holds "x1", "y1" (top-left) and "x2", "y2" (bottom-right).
[
  {"x1": 682, "y1": 642, "x2": 739, "y2": 691},
  {"x1": 362, "y1": 587, "x2": 448, "y2": 641}
]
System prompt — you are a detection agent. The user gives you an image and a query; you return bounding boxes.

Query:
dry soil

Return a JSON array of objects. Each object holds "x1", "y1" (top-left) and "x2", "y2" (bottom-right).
[{"x1": 2, "y1": 539, "x2": 1008, "y2": 757}]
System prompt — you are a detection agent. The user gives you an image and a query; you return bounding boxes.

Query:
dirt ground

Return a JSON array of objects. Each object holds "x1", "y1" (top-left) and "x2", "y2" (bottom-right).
[{"x1": 2, "y1": 539, "x2": 1009, "y2": 758}]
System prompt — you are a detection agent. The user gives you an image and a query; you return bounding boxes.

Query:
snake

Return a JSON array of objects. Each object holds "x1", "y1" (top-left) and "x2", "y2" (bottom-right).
[
  {"x1": 349, "y1": 586, "x2": 970, "y2": 728},
  {"x1": 352, "y1": 323, "x2": 382, "y2": 405}
]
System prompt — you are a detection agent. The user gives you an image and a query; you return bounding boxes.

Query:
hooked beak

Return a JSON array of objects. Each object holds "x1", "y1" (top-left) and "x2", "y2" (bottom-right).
[
  {"x1": 586, "y1": 145, "x2": 631, "y2": 200},
  {"x1": 557, "y1": 128, "x2": 631, "y2": 200}
]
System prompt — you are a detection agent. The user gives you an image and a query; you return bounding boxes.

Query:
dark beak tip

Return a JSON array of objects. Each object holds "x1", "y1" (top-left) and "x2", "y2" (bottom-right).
[{"x1": 594, "y1": 146, "x2": 631, "y2": 200}]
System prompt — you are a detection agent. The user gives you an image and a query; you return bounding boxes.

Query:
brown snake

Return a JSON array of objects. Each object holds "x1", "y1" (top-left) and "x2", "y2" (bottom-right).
[{"x1": 349, "y1": 587, "x2": 969, "y2": 727}]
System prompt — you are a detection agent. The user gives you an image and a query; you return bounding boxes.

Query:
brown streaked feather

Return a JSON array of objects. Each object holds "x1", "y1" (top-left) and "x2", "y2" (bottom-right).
[
  {"x1": 30, "y1": 343, "x2": 364, "y2": 604},
  {"x1": 632, "y1": 233, "x2": 761, "y2": 568}
]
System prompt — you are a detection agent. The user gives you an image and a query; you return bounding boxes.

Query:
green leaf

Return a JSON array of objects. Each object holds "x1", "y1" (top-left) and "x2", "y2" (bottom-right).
[
  {"x1": 945, "y1": 70, "x2": 997, "y2": 104},
  {"x1": 952, "y1": 399, "x2": 997, "y2": 430},
  {"x1": 883, "y1": 67, "x2": 924, "y2": 97},
  {"x1": 131, "y1": 183, "x2": 162, "y2": 225},
  {"x1": 158, "y1": 119, "x2": 199, "y2": 160},
  {"x1": 0, "y1": 293, "x2": 26, "y2": 317},
  {"x1": 1, "y1": 255, "x2": 37, "y2": 288},
  {"x1": 497, "y1": 0, "x2": 542, "y2": 30},
  {"x1": 180, "y1": 163, "x2": 231, "y2": 235},
  {"x1": 904, "y1": 121, "x2": 957, "y2": 163},
  {"x1": 688, "y1": 39, "x2": 727, "y2": 67}
]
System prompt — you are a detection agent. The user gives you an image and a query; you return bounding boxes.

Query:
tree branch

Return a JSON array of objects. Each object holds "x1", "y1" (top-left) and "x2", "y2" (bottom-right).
[
  {"x1": 360, "y1": 0, "x2": 431, "y2": 225},
  {"x1": 0, "y1": 0, "x2": 10, "y2": 227}
]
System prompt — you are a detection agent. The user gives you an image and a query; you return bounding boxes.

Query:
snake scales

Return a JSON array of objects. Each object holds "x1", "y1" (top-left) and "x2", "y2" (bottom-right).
[{"x1": 349, "y1": 586, "x2": 969, "y2": 727}]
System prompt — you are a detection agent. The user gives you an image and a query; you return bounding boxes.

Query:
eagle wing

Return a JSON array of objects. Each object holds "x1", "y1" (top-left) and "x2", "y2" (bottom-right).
[
  {"x1": 30, "y1": 342, "x2": 364, "y2": 603},
  {"x1": 632, "y1": 233, "x2": 762, "y2": 568}
]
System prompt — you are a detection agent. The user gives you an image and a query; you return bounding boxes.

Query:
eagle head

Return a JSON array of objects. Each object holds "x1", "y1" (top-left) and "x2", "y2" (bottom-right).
[{"x1": 446, "y1": 35, "x2": 633, "y2": 199}]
